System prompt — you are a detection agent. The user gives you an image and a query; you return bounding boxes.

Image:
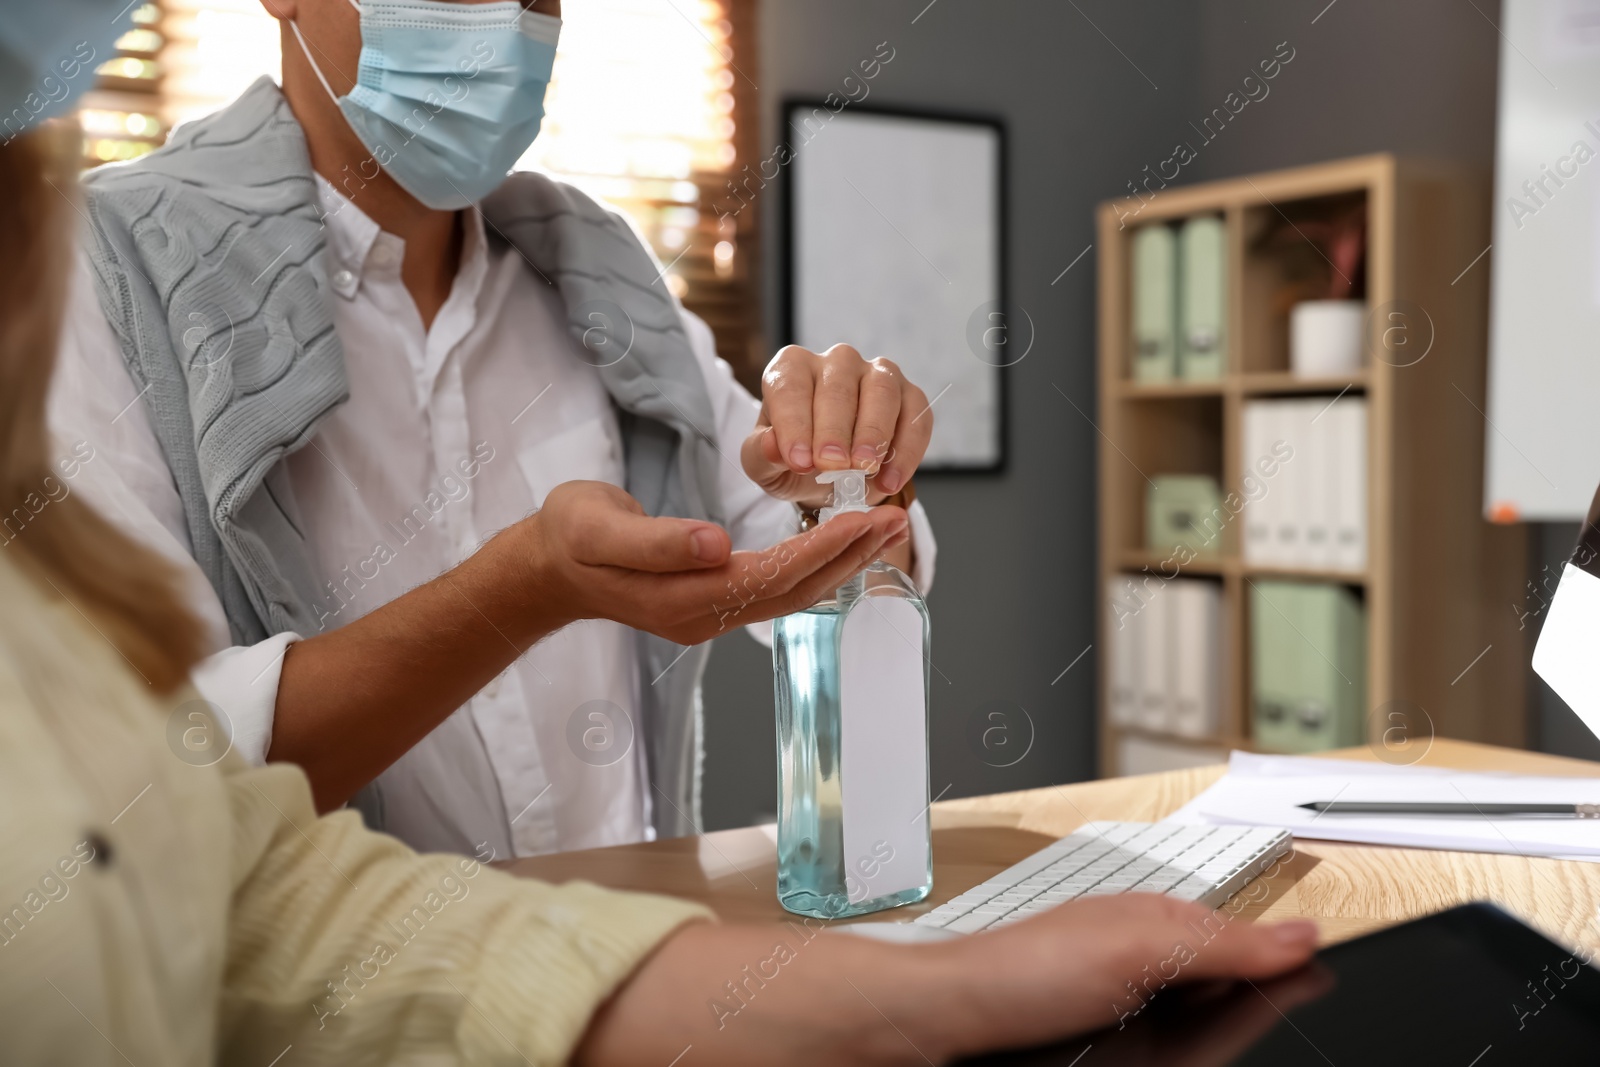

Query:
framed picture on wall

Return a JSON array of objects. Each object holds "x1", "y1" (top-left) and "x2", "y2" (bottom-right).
[{"x1": 780, "y1": 101, "x2": 1009, "y2": 473}]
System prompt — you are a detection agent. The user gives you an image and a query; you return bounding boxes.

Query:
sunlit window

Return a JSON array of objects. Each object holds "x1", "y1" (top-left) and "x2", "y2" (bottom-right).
[
  {"x1": 79, "y1": 0, "x2": 761, "y2": 374},
  {"x1": 77, "y1": 2, "x2": 167, "y2": 165},
  {"x1": 158, "y1": 0, "x2": 283, "y2": 130},
  {"x1": 517, "y1": 1, "x2": 738, "y2": 291}
]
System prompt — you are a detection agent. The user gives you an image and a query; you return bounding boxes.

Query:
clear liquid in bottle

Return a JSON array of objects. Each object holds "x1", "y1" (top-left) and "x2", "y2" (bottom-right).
[{"x1": 772, "y1": 473, "x2": 931, "y2": 919}]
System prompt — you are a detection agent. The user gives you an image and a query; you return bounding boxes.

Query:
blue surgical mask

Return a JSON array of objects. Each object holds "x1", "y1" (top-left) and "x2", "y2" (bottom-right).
[
  {"x1": 0, "y1": 0, "x2": 136, "y2": 141},
  {"x1": 292, "y1": 0, "x2": 560, "y2": 210}
]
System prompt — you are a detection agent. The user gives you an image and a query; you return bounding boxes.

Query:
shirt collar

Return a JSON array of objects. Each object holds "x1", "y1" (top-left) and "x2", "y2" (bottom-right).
[{"x1": 313, "y1": 175, "x2": 491, "y2": 301}]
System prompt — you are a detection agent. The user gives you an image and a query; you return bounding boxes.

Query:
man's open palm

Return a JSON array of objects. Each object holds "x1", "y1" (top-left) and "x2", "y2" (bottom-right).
[{"x1": 527, "y1": 481, "x2": 909, "y2": 645}]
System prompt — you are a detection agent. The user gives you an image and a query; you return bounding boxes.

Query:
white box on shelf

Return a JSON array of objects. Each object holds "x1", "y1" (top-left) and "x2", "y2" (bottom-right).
[{"x1": 1289, "y1": 299, "x2": 1366, "y2": 377}]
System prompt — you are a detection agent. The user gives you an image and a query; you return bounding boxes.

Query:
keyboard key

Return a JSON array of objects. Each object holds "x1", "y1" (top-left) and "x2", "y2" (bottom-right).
[
  {"x1": 1039, "y1": 888, "x2": 1082, "y2": 903},
  {"x1": 1086, "y1": 822, "x2": 1145, "y2": 844},
  {"x1": 919, "y1": 904, "x2": 971, "y2": 925},
  {"x1": 1137, "y1": 872, "x2": 1186, "y2": 891},
  {"x1": 972, "y1": 902, "x2": 1015, "y2": 916}
]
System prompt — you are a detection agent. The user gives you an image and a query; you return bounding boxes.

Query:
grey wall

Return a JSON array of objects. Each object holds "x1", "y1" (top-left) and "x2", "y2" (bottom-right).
[
  {"x1": 1184, "y1": 0, "x2": 1502, "y2": 181},
  {"x1": 699, "y1": 0, "x2": 1599, "y2": 831}
]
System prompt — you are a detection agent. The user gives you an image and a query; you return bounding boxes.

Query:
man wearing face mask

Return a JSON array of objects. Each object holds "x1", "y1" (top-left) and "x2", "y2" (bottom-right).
[{"x1": 48, "y1": 0, "x2": 937, "y2": 860}]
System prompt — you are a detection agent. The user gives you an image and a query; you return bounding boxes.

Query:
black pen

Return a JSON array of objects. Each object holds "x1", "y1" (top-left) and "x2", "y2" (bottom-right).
[{"x1": 1299, "y1": 801, "x2": 1600, "y2": 817}]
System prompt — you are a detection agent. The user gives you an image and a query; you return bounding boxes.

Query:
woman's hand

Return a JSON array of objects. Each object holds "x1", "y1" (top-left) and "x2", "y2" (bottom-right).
[
  {"x1": 575, "y1": 894, "x2": 1319, "y2": 1065},
  {"x1": 930, "y1": 894, "x2": 1320, "y2": 1057},
  {"x1": 742, "y1": 343, "x2": 934, "y2": 507}
]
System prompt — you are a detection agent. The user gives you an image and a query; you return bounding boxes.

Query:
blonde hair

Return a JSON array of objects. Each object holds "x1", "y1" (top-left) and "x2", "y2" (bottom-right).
[{"x1": 0, "y1": 126, "x2": 204, "y2": 692}]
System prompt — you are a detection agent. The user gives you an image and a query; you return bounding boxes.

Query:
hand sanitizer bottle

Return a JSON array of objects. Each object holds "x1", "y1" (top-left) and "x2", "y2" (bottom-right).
[{"x1": 772, "y1": 470, "x2": 932, "y2": 919}]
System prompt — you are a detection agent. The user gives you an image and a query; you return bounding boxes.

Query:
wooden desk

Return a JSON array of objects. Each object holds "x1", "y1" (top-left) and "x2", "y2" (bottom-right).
[{"x1": 507, "y1": 740, "x2": 1600, "y2": 952}]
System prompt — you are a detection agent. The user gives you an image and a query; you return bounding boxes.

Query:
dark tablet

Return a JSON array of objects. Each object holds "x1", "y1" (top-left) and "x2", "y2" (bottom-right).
[{"x1": 959, "y1": 902, "x2": 1600, "y2": 1065}]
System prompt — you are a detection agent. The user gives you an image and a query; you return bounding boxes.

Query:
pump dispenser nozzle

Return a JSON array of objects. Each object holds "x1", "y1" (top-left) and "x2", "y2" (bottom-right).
[
  {"x1": 816, "y1": 469, "x2": 871, "y2": 523},
  {"x1": 814, "y1": 470, "x2": 873, "y2": 600}
]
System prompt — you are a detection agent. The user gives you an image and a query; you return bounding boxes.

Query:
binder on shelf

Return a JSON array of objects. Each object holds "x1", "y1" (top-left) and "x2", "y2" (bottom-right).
[
  {"x1": 1296, "y1": 582, "x2": 1366, "y2": 750},
  {"x1": 1272, "y1": 402, "x2": 1309, "y2": 566},
  {"x1": 1169, "y1": 580, "x2": 1222, "y2": 738},
  {"x1": 1107, "y1": 586, "x2": 1140, "y2": 727},
  {"x1": 1131, "y1": 224, "x2": 1177, "y2": 382},
  {"x1": 1333, "y1": 400, "x2": 1368, "y2": 571},
  {"x1": 1136, "y1": 583, "x2": 1171, "y2": 732},
  {"x1": 1178, "y1": 215, "x2": 1227, "y2": 381},
  {"x1": 1242, "y1": 403, "x2": 1274, "y2": 564},
  {"x1": 1250, "y1": 580, "x2": 1366, "y2": 754},
  {"x1": 1303, "y1": 399, "x2": 1336, "y2": 570},
  {"x1": 1250, "y1": 581, "x2": 1297, "y2": 751}
]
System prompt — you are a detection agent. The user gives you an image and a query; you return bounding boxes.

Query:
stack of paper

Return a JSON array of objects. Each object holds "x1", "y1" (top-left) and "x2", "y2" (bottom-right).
[
  {"x1": 1242, "y1": 398, "x2": 1366, "y2": 571},
  {"x1": 1167, "y1": 751, "x2": 1600, "y2": 862}
]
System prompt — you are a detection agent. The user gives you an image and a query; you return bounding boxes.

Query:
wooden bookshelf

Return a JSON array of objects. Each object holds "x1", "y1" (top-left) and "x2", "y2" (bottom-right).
[{"x1": 1095, "y1": 154, "x2": 1528, "y2": 776}]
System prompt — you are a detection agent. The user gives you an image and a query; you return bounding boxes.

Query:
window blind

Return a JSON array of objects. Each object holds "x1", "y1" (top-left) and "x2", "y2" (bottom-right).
[
  {"x1": 77, "y1": 2, "x2": 167, "y2": 166},
  {"x1": 516, "y1": 0, "x2": 763, "y2": 377}
]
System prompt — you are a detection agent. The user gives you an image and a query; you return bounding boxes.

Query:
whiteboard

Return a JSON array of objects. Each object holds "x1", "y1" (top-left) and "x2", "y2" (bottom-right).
[
  {"x1": 1485, "y1": 0, "x2": 1600, "y2": 519},
  {"x1": 788, "y1": 107, "x2": 1005, "y2": 470}
]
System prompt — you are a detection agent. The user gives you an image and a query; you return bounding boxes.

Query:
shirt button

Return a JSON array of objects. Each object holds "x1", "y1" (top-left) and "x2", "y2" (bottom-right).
[{"x1": 332, "y1": 269, "x2": 355, "y2": 289}]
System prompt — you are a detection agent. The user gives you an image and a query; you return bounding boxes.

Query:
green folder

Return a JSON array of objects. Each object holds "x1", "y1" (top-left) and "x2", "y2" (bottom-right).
[
  {"x1": 1178, "y1": 215, "x2": 1226, "y2": 381},
  {"x1": 1251, "y1": 581, "x2": 1366, "y2": 754},
  {"x1": 1132, "y1": 224, "x2": 1177, "y2": 382},
  {"x1": 1251, "y1": 582, "x2": 1298, "y2": 752}
]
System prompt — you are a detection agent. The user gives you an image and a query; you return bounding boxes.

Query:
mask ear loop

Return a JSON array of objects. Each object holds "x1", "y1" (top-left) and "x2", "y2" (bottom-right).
[{"x1": 288, "y1": 0, "x2": 362, "y2": 105}]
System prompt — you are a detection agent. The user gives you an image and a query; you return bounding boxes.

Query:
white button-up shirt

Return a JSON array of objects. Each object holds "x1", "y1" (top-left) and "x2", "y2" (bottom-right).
[{"x1": 48, "y1": 176, "x2": 935, "y2": 857}]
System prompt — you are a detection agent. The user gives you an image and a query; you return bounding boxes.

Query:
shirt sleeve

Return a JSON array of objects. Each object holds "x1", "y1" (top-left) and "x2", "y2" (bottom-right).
[
  {"x1": 190, "y1": 635, "x2": 300, "y2": 765},
  {"x1": 220, "y1": 759, "x2": 711, "y2": 1065},
  {"x1": 678, "y1": 311, "x2": 936, "y2": 648},
  {"x1": 48, "y1": 251, "x2": 294, "y2": 764}
]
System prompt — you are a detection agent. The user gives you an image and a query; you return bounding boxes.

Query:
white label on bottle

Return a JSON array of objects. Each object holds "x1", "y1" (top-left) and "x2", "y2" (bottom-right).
[{"x1": 839, "y1": 597, "x2": 930, "y2": 903}]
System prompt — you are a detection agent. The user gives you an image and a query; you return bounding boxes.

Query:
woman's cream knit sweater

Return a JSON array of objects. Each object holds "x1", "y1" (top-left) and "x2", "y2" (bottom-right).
[{"x1": 0, "y1": 555, "x2": 708, "y2": 1064}]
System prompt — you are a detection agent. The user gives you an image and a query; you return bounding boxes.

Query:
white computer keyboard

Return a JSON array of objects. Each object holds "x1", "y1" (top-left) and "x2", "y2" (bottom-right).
[{"x1": 911, "y1": 821, "x2": 1292, "y2": 935}]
